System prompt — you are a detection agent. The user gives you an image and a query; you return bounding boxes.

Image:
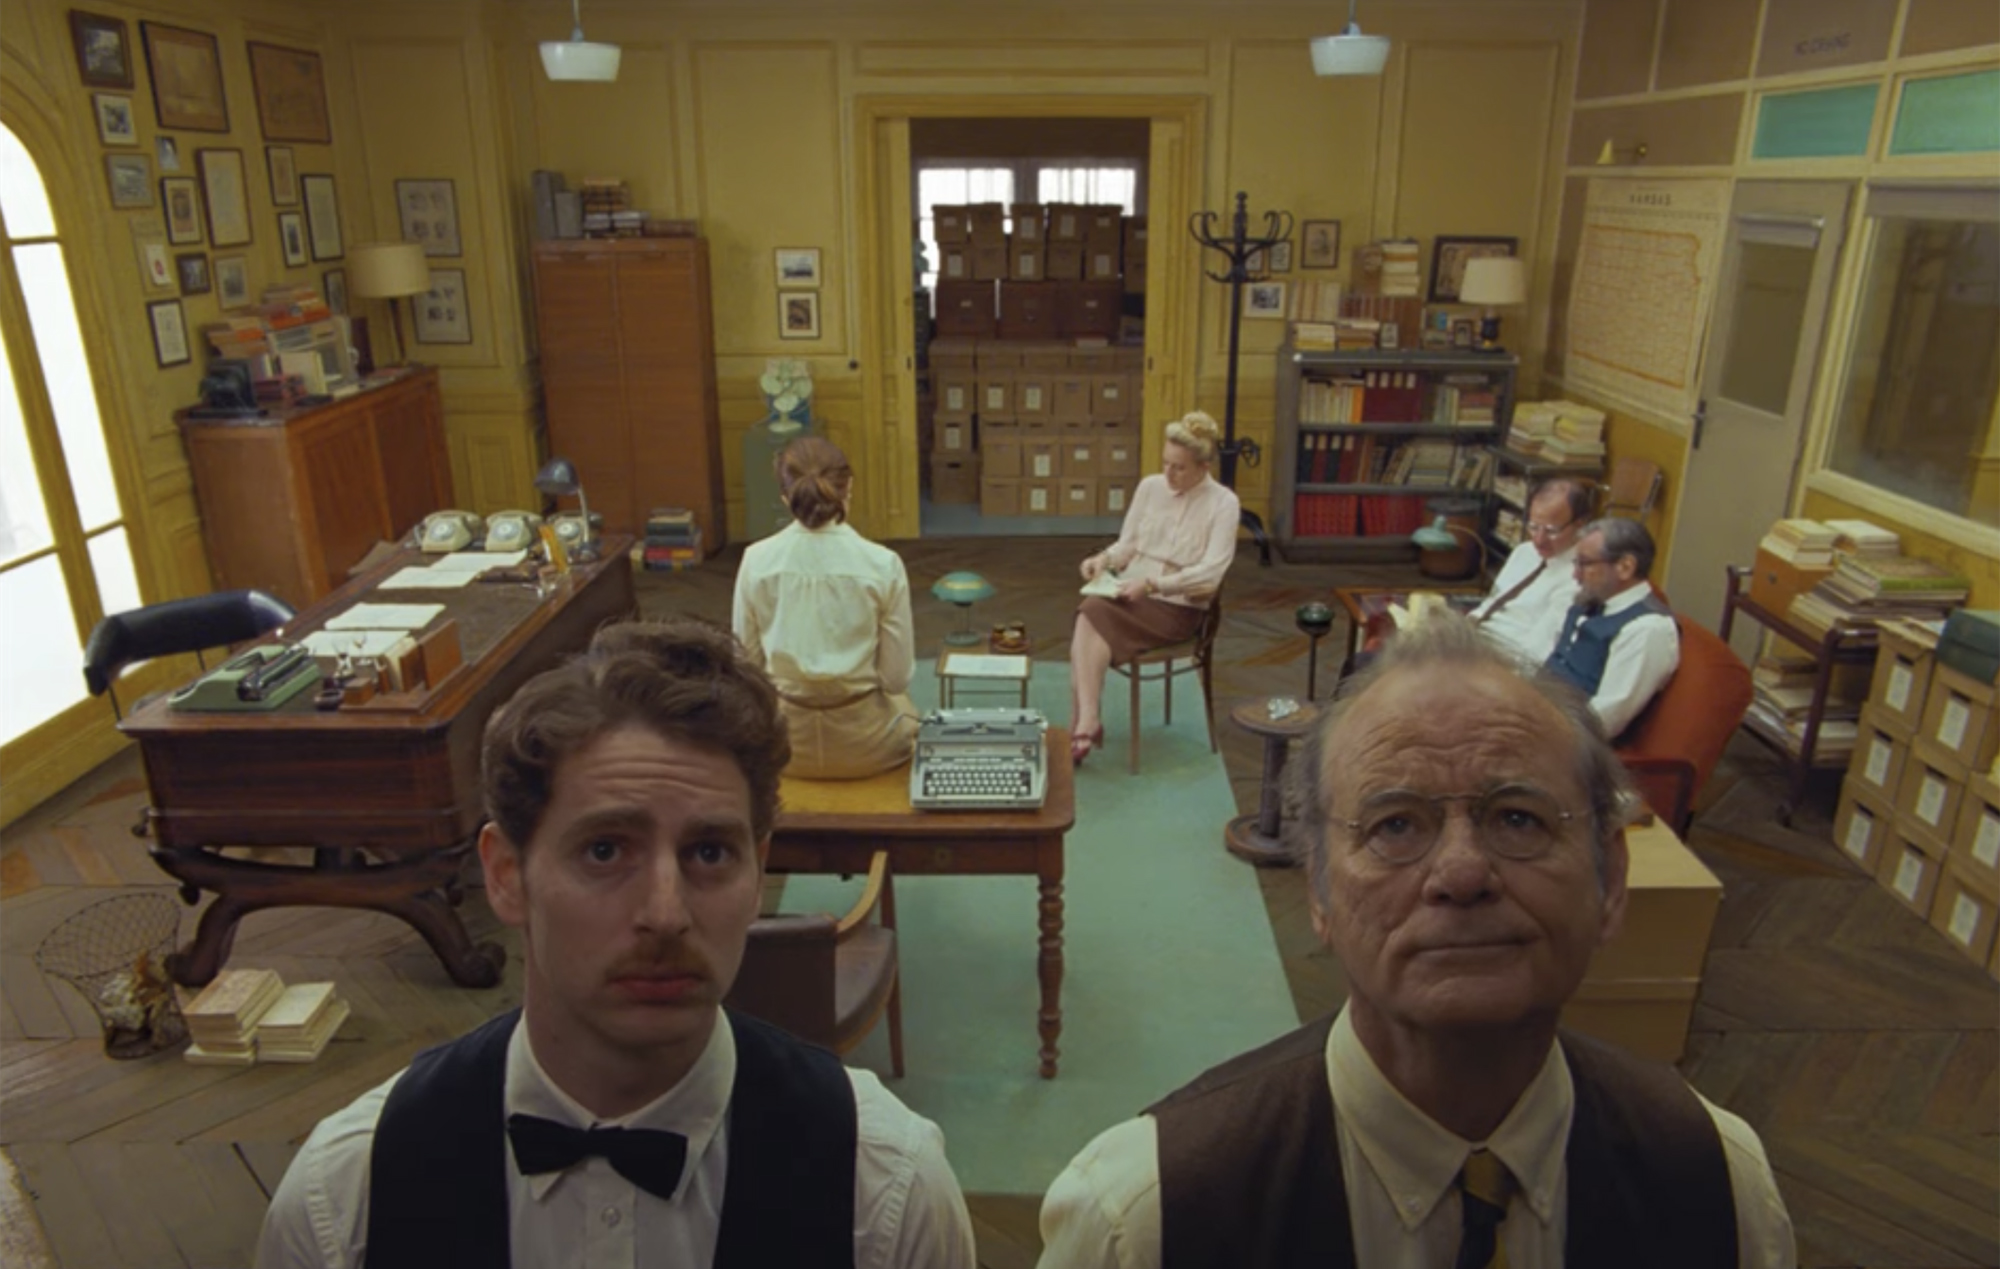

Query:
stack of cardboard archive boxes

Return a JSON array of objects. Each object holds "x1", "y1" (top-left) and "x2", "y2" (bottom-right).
[{"x1": 932, "y1": 203, "x2": 1139, "y2": 341}]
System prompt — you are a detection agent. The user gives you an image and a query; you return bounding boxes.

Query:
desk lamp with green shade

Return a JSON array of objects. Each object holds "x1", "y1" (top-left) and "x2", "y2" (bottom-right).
[{"x1": 931, "y1": 572, "x2": 996, "y2": 647}]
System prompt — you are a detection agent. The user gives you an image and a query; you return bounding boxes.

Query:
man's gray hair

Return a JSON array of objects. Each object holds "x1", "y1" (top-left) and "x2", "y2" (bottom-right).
[
  {"x1": 1287, "y1": 613, "x2": 1639, "y2": 895},
  {"x1": 1587, "y1": 516, "x2": 1657, "y2": 579}
]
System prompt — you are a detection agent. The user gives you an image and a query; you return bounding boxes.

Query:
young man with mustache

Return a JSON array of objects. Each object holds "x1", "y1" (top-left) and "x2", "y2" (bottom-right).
[{"x1": 256, "y1": 618, "x2": 976, "y2": 1269}]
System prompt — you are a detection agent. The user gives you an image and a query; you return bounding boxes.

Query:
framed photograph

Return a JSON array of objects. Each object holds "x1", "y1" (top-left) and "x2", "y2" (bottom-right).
[
  {"x1": 779, "y1": 291, "x2": 820, "y2": 340},
  {"x1": 155, "y1": 135, "x2": 181, "y2": 172},
  {"x1": 104, "y1": 154, "x2": 152, "y2": 209},
  {"x1": 161, "y1": 176, "x2": 202, "y2": 244},
  {"x1": 323, "y1": 267, "x2": 348, "y2": 315},
  {"x1": 246, "y1": 42, "x2": 331, "y2": 144},
  {"x1": 1267, "y1": 240, "x2": 1294, "y2": 274},
  {"x1": 395, "y1": 179, "x2": 461, "y2": 258},
  {"x1": 266, "y1": 146, "x2": 297, "y2": 206},
  {"x1": 140, "y1": 241, "x2": 173, "y2": 290},
  {"x1": 1428, "y1": 235, "x2": 1519, "y2": 303},
  {"x1": 197, "y1": 148, "x2": 250, "y2": 246},
  {"x1": 413, "y1": 268, "x2": 472, "y2": 344},
  {"x1": 175, "y1": 251, "x2": 210, "y2": 295},
  {"x1": 141, "y1": 23, "x2": 228, "y2": 133},
  {"x1": 70, "y1": 11, "x2": 134, "y2": 89},
  {"x1": 1300, "y1": 220, "x2": 1342, "y2": 269},
  {"x1": 1449, "y1": 316, "x2": 1478, "y2": 349},
  {"x1": 301, "y1": 174, "x2": 342, "y2": 260},
  {"x1": 1244, "y1": 280, "x2": 1287, "y2": 320},
  {"x1": 775, "y1": 247, "x2": 821, "y2": 289},
  {"x1": 94, "y1": 94, "x2": 137, "y2": 146},
  {"x1": 278, "y1": 211, "x2": 307, "y2": 266},
  {"x1": 148, "y1": 299, "x2": 190, "y2": 366},
  {"x1": 214, "y1": 254, "x2": 251, "y2": 309}
]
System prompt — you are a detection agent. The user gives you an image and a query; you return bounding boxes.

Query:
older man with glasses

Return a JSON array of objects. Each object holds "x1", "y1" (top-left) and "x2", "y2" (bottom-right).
[
  {"x1": 1545, "y1": 516, "x2": 1680, "y2": 742},
  {"x1": 1469, "y1": 479, "x2": 1593, "y2": 662},
  {"x1": 1035, "y1": 616, "x2": 1792, "y2": 1269}
]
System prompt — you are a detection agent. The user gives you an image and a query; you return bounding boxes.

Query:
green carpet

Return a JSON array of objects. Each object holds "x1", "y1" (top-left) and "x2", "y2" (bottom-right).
[{"x1": 778, "y1": 658, "x2": 1298, "y2": 1195}]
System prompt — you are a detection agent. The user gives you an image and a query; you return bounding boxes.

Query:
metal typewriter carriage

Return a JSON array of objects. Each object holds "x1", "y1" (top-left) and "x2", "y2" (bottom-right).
[{"x1": 910, "y1": 708, "x2": 1049, "y2": 810}]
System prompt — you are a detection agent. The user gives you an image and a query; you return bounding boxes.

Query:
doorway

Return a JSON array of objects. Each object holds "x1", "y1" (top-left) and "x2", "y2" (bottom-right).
[{"x1": 1664, "y1": 181, "x2": 1852, "y2": 650}]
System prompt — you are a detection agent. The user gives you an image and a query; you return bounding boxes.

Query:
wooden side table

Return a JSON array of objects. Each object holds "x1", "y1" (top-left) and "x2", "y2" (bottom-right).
[{"x1": 1226, "y1": 699, "x2": 1321, "y2": 866}]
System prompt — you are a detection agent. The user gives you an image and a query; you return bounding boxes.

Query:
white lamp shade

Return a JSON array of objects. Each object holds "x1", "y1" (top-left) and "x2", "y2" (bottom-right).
[
  {"x1": 348, "y1": 242, "x2": 431, "y2": 300},
  {"x1": 1459, "y1": 256, "x2": 1528, "y2": 307},
  {"x1": 1311, "y1": 26, "x2": 1391, "y2": 76},
  {"x1": 541, "y1": 38, "x2": 621, "y2": 81}
]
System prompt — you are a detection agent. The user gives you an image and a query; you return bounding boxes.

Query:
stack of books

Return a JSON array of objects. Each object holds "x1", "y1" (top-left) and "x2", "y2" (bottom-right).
[
  {"x1": 1506, "y1": 401, "x2": 1558, "y2": 454},
  {"x1": 1825, "y1": 518, "x2": 1899, "y2": 557},
  {"x1": 642, "y1": 507, "x2": 704, "y2": 571},
  {"x1": 254, "y1": 982, "x2": 352, "y2": 1064},
  {"x1": 1539, "y1": 402, "x2": 1607, "y2": 466},
  {"x1": 1787, "y1": 553, "x2": 1972, "y2": 638},
  {"x1": 1745, "y1": 652, "x2": 1862, "y2": 760},
  {"x1": 183, "y1": 967, "x2": 285, "y2": 1066},
  {"x1": 1760, "y1": 519, "x2": 1839, "y2": 567},
  {"x1": 580, "y1": 178, "x2": 632, "y2": 237}
]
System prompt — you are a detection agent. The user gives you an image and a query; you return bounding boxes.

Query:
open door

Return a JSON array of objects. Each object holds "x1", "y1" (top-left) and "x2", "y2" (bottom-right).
[
  {"x1": 1664, "y1": 181, "x2": 1851, "y2": 650},
  {"x1": 856, "y1": 115, "x2": 918, "y2": 541},
  {"x1": 1141, "y1": 115, "x2": 1198, "y2": 467}
]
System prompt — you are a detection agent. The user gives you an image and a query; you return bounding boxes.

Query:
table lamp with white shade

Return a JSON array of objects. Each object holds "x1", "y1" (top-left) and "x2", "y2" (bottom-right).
[
  {"x1": 1458, "y1": 256, "x2": 1527, "y2": 352},
  {"x1": 347, "y1": 243, "x2": 430, "y2": 367}
]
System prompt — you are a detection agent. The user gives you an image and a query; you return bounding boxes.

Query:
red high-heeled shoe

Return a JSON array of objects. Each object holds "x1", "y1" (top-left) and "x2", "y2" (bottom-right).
[{"x1": 1069, "y1": 726, "x2": 1105, "y2": 767}]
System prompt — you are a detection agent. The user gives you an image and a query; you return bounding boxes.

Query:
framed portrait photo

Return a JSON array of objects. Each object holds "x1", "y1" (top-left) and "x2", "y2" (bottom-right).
[
  {"x1": 413, "y1": 268, "x2": 472, "y2": 345},
  {"x1": 140, "y1": 241, "x2": 173, "y2": 290},
  {"x1": 323, "y1": 267, "x2": 348, "y2": 316},
  {"x1": 176, "y1": 251, "x2": 210, "y2": 296},
  {"x1": 775, "y1": 247, "x2": 821, "y2": 289},
  {"x1": 161, "y1": 176, "x2": 203, "y2": 244},
  {"x1": 197, "y1": 148, "x2": 251, "y2": 247},
  {"x1": 266, "y1": 146, "x2": 297, "y2": 206},
  {"x1": 155, "y1": 135, "x2": 181, "y2": 172},
  {"x1": 148, "y1": 298, "x2": 190, "y2": 367},
  {"x1": 779, "y1": 291, "x2": 820, "y2": 340},
  {"x1": 70, "y1": 11, "x2": 134, "y2": 89},
  {"x1": 301, "y1": 174, "x2": 342, "y2": 261},
  {"x1": 214, "y1": 254, "x2": 251, "y2": 309},
  {"x1": 104, "y1": 154, "x2": 153, "y2": 209},
  {"x1": 1244, "y1": 280, "x2": 1287, "y2": 320},
  {"x1": 95, "y1": 94, "x2": 138, "y2": 146},
  {"x1": 1428, "y1": 235, "x2": 1518, "y2": 304},
  {"x1": 1300, "y1": 220, "x2": 1342, "y2": 269},
  {"x1": 247, "y1": 42, "x2": 331, "y2": 144},
  {"x1": 141, "y1": 22, "x2": 228, "y2": 133},
  {"x1": 395, "y1": 179, "x2": 461, "y2": 257},
  {"x1": 278, "y1": 211, "x2": 307, "y2": 267}
]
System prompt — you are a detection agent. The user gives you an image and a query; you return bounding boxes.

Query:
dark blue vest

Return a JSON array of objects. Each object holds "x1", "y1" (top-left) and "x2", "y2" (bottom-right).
[
  {"x1": 1545, "y1": 591, "x2": 1673, "y2": 698},
  {"x1": 364, "y1": 1008, "x2": 857, "y2": 1269}
]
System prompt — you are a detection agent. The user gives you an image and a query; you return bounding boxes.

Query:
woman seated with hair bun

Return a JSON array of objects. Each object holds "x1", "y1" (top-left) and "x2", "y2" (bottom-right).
[
  {"x1": 732, "y1": 436, "x2": 919, "y2": 779},
  {"x1": 1069, "y1": 410, "x2": 1239, "y2": 766}
]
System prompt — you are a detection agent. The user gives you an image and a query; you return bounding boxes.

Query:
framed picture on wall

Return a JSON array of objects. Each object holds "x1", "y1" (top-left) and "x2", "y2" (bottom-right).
[
  {"x1": 247, "y1": 42, "x2": 331, "y2": 144},
  {"x1": 156, "y1": 135, "x2": 181, "y2": 172},
  {"x1": 215, "y1": 254, "x2": 250, "y2": 308},
  {"x1": 1265, "y1": 240, "x2": 1294, "y2": 274},
  {"x1": 176, "y1": 251, "x2": 210, "y2": 295},
  {"x1": 197, "y1": 148, "x2": 251, "y2": 246},
  {"x1": 301, "y1": 173, "x2": 342, "y2": 260},
  {"x1": 278, "y1": 211, "x2": 307, "y2": 266},
  {"x1": 323, "y1": 267, "x2": 348, "y2": 315},
  {"x1": 1244, "y1": 280, "x2": 1287, "y2": 320},
  {"x1": 1428, "y1": 235, "x2": 1518, "y2": 303},
  {"x1": 779, "y1": 291, "x2": 820, "y2": 340},
  {"x1": 775, "y1": 248, "x2": 821, "y2": 289},
  {"x1": 161, "y1": 176, "x2": 203, "y2": 244},
  {"x1": 70, "y1": 11, "x2": 134, "y2": 89},
  {"x1": 105, "y1": 154, "x2": 153, "y2": 208},
  {"x1": 266, "y1": 146, "x2": 298, "y2": 206},
  {"x1": 413, "y1": 268, "x2": 472, "y2": 344},
  {"x1": 395, "y1": 179, "x2": 461, "y2": 257},
  {"x1": 95, "y1": 94, "x2": 138, "y2": 145},
  {"x1": 1300, "y1": 220, "x2": 1342, "y2": 269},
  {"x1": 148, "y1": 298, "x2": 191, "y2": 366},
  {"x1": 141, "y1": 22, "x2": 228, "y2": 132}
]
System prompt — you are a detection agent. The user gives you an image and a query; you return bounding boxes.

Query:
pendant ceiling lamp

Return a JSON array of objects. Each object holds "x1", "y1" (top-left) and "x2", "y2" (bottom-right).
[
  {"x1": 1310, "y1": 0, "x2": 1391, "y2": 77},
  {"x1": 541, "y1": 0, "x2": 621, "y2": 83}
]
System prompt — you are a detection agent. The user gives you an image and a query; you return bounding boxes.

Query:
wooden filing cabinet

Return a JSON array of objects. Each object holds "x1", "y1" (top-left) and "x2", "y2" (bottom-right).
[
  {"x1": 532, "y1": 238, "x2": 726, "y2": 547},
  {"x1": 177, "y1": 367, "x2": 451, "y2": 609}
]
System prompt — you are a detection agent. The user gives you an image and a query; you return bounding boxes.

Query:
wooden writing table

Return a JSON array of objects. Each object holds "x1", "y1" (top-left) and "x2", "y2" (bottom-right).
[
  {"x1": 120, "y1": 539, "x2": 636, "y2": 987},
  {"x1": 774, "y1": 734, "x2": 1076, "y2": 1077}
]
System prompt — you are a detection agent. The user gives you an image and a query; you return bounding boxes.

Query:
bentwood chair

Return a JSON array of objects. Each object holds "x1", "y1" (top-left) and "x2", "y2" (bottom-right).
[
  {"x1": 726, "y1": 850, "x2": 904, "y2": 1075},
  {"x1": 1108, "y1": 590, "x2": 1223, "y2": 774},
  {"x1": 82, "y1": 589, "x2": 297, "y2": 719},
  {"x1": 1600, "y1": 456, "x2": 1664, "y2": 522}
]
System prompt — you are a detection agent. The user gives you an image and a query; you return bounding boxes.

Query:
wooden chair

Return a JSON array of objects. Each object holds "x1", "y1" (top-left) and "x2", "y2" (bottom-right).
[
  {"x1": 725, "y1": 850, "x2": 904, "y2": 1075},
  {"x1": 82, "y1": 589, "x2": 296, "y2": 719},
  {"x1": 1600, "y1": 456, "x2": 1663, "y2": 521},
  {"x1": 1108, "y1": 591, "x2": 1222, "y2": 774},
  {"x1": 1615, "y1": 612, "x2": 1753, "y2": 834}
]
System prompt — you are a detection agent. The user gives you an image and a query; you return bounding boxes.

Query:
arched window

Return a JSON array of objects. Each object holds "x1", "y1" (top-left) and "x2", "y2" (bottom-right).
[{"x1": 0, "y1": 123, "x2": 139, "y2": 745}]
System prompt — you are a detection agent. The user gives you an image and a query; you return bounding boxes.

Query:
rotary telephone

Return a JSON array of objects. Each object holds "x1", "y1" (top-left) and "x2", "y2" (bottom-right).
[
  {"x1": 483, "y1": 510, "x2": 543, "y2": 554},
  {"x1": 418, "y1": 510, "x2": 482, "y2": 553},
  {"x1": 548, "y1": 512, "x2": 594, "y2": 557}
]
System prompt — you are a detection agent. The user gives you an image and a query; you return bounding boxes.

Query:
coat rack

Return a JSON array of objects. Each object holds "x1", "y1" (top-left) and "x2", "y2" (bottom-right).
[{"x1": 1189, "y1": 192, "x2": 1293, "y2": 566}]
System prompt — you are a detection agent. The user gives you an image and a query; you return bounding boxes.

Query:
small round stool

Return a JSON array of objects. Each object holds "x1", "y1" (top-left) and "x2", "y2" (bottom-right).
[{"x1": 1225, "y1": 698, "x2": 1322, "y2": 867}]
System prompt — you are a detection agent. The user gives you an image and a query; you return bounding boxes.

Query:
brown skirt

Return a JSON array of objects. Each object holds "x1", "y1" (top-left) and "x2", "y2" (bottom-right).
[{"x1": 1077, "y1": 595, "x2": 1206, "y2": 662}]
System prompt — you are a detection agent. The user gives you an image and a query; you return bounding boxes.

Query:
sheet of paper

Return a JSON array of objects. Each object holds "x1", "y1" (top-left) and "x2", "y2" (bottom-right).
[
  {"x1": 324, "y1": 602, "x2": 445, "y2": 631},
  {"x1": 945, "y1": 654, "x2": 1030, "y2": 679},
  {"x1": 1080, "y1": 571, "x2": 1122, "y2": 599},
  {"x1": 302, "y1": 629, "x2": 406, "y2": 658},
  {"x1": 427, "y1": 550, "x2": 528, "y2": 573},
  {"x1": 375, "y1": 566, "x2": 478, "y2": 590}
]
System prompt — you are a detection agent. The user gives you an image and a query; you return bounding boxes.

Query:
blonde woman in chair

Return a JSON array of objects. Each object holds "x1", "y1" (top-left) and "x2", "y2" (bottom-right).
[{"x1": 1071, "y1": 411, "x2": 1240, "y2": 767}]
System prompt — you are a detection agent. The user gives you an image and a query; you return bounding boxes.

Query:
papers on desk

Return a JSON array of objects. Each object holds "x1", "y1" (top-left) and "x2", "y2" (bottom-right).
[
  {"x1": 302, "y1": 629, "x2": 406, "y2": 658},
  {"x1": 324, "y1": 602, "x2": 445, "y2": 632},
  {"x1": 944, "y1": 654, "x2": 1030, "y2": 679},
  {"x1": 376, "y1": 566, "x2": 477, "y2": 590},
  {"x1": 430, "y1": 550, "x2": 527, "y2": 572},
  {"x1": 1080, "y1": 571, "x2": 1123, "y2": 599}
]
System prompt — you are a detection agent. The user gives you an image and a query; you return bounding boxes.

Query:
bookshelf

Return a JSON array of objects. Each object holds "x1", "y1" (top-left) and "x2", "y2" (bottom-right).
[
  {"x1": 1487, "y1": 445, "x2": 1605, "y2": 554},
  {"x1": 1272, "y1": 345, "x2": 1516, "y2": 562}
]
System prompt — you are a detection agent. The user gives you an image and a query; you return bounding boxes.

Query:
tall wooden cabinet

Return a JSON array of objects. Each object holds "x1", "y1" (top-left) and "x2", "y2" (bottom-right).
[{"x1": 532, "y1": 238, "x2": 726, "y2": 547}]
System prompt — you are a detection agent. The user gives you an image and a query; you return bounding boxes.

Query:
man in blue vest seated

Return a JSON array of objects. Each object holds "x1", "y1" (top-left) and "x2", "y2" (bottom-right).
[
  {"x1": 255, "y1": 617, "x2": 976, "y2": 1269},
  {"x1": 1544, "y1": 517, "x2": 1680, "y2": 742},
  {"x1": 1035, "y1": 615, "x2": 1793, "y2": 1269}
]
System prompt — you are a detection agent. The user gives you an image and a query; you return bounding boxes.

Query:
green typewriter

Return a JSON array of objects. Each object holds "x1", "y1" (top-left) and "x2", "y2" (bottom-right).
[{"x1": 168, "y1": 644, "x2": 322, "y2": 712}]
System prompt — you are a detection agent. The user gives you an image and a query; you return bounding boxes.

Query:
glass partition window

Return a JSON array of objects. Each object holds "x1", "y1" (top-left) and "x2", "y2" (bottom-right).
[{"x1": 1827, "y1": 192, "x2": 2000, "y2": 523}]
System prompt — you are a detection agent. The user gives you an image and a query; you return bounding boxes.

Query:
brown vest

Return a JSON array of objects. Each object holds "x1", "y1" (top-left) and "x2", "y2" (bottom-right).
[{"x1": 1149, "y1": 1016, "x2": 1737, "y2": 1269}]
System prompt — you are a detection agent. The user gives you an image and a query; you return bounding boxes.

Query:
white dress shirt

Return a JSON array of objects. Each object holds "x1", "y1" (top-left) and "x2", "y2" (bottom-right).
[
  {"x1": 733, "y1": 521, "x2": 914, "y2": 704},
  {"x1": 1034, "y1": 1008, "x2": 1795, "y2": 1269},
  {"x1": 254, "y1": 1017, "x2": 976, "y2": 1269},
  {"x1": 1100, "y1": 474, "x2": 1239, "y2": 605},
  {"x1": 1550, "y1": 584, "x2": 1681, "y2": 739},
  {"x1": 1472, "y1": 540, "x2": 1581, "y2": 664}
]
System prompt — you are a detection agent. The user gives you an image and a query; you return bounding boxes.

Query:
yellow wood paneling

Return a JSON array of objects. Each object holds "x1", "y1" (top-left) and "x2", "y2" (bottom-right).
[
  {"x1": 1394, "y1": 42, "x2": 1559, "y2": 256},
  {"x1": 529, "y1": 45, "x2": 680, "y2": 213},
  {"x1": 1901, "y1": 0, "x2": 2000, "y2": 57},
  {"x1": 1758, "y1": 0, "x2": 1901, "y2": 79},
  {"x1": 1566, "y1": 93, "x2": 1746, "y2": 167},
  {"x1": 854, "y1": 40, "x2": 1209, "y2": 79},
  {"x1": 1576, "y1": 0, "x2": 1662, "y2": 100},
  {"x1": 1657, "y1": 0, "x2": 1761, "y2": 90}
]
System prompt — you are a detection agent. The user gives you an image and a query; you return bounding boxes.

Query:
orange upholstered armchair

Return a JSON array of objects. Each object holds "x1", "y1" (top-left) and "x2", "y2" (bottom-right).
[{"x1": 1614, "y1": 613, "x2": 1753, "y2": 833}]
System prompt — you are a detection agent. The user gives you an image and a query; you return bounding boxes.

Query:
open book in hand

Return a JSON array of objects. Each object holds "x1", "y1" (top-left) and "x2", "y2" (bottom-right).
[{"x1": 1080, "y1": 570, "x2": 1124, "y2": 599}]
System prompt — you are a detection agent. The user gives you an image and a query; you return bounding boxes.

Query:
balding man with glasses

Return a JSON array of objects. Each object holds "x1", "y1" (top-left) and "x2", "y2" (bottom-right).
[
  {"x1": 1470, "y1": 478, "x2": 1593, "y2": 662},
  {"x1": 1036, "y1": 616, "x2": 1793, "y2": 1269}
]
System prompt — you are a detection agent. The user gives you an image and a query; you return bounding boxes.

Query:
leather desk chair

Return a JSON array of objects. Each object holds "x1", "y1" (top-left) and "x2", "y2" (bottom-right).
[
  {"x1": 1108, "y1": 589, "x2": 1222, "y2": 774},
  {"x1": 83, "y1": 589, "x2": 297, "y2": 718},
  {"x1": 727, "y1": 850, "x2": 904, "y2": 1075}
]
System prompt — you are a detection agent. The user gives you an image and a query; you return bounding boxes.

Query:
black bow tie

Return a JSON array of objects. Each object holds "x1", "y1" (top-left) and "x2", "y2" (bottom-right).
[{"x1": 507, "y1": 1113, "x2": 689, "y2": 1201}]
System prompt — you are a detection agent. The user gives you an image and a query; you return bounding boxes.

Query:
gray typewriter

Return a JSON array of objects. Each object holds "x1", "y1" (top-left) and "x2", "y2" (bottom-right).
[
  {"x1": 167, "y1": 644, "x2": 322, "y2": 712},
  {"x1": 910, "y1": 709, "x2": 1048, "y2": 810}
]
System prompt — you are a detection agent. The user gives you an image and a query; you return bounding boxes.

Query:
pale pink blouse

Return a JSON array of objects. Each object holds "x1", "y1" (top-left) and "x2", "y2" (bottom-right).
[{"x1": 1100, "y1": 474, "x2": 1240, "y2": 606}]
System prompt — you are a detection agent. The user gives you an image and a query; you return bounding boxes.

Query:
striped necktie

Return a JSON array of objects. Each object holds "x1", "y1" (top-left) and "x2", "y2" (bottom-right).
[
  {"x1": 1452, "y1": 1148, "x2": 1517, "y2": 1269},
  {"x1": 1472, "y1": 561, "x2": 1544, "y2": 625}
]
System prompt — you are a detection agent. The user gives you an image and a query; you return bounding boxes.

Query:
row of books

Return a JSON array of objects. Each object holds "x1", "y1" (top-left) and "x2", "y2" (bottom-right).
[
  {"x1": 1293, "y1": 492, "x2": 1431, "y2": 538},
  {"x1": 1296, "y1": 434, "x2": 1492, "y2": 489},
  {"x1": 1748, "y1": 650, "x2": 1865, "y2": 759},
  {"x1": 1762, "y1": 517, "x2": 1900, "y2": 567},
  {"x1": 183, "y1": 967, "x2": 349, "y2": 1066},
  {"x1": 1296, "y1": 371, "x2": 1498, "y2": 426},
  {"x1": 1352, "y1": 239, "x2": 1422, "y2": 297},
  {"x1": 1507, "y1": 400, "x2": 1606, "y2": 462},
  {"x1": 1786, "y1": 552, "x2": 1972, "y2": 639}
]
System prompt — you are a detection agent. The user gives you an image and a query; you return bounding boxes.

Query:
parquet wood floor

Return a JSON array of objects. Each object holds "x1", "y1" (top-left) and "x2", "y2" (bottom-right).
[{"x1": 3, "y1": 538, "x2": 1993, "y2": 1268}]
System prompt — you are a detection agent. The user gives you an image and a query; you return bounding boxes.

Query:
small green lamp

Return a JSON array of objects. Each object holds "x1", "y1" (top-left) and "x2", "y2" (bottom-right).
[
  {"x1": 1412, "y1": 515, "x2": 1487, "y2": 581},
  {"x1": 931, "y1": 571, "x2": 996, "y2": 646}
]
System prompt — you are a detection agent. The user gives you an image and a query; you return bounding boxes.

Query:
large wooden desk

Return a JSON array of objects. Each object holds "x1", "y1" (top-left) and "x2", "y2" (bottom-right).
[
  {"x1": 774, "y1": 736, "x2": 1076, "y2": 1077},
  {"x1": 120, "y1": 540, "x2": 636, "y2": 988}
]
